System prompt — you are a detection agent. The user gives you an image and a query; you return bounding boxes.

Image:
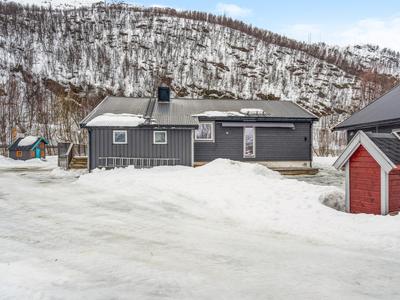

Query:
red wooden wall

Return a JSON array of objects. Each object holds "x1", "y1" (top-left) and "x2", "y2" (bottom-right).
[
  {"x1": 389, "y1": 167, "x2": 400, "y2": 213},
  {"x1": 349, "y1": 146, "x2": 381, "y2": 214}
]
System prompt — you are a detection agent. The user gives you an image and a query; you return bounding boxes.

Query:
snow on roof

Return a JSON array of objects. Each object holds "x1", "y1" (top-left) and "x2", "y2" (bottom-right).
[
  {"x1": 17, "y1": 136, "x2": 39, "y2": 147},
  {"x1": 86, "y1": 113, "x2": 147, "y2": 127},
  {"x1": 240, "y1": 108, "x2": 264, "y2": 114},
  {"x1": 192, "y1": 111, "x2": 245, "y2": 117}
]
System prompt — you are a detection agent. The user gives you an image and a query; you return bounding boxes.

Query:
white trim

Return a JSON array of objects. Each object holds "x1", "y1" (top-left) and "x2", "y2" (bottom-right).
[
  {"x1": 381, "y1": 168, "x2": 389, "y2": 215},
  {"x1": 333, "y1": 131, "x2": 396, "y2": 173},
  {"x1": 243, "y1": 126, "x2": 256, "y2": 158},
  {"x1": 391, "y1": 130, "x2": 400, "y2": 141},
  {"x1": 113, "y1": 130, "x2": 127, "y2": 144},
  {"x1": 153, "y1": 131, "x2": 167, "y2": 144},
  {"x1": 345, "y1": 161, "x2": 350, "y2": 213},
  {"x1": 195, "y1": 122, "x2": 214, "y2": 142}
]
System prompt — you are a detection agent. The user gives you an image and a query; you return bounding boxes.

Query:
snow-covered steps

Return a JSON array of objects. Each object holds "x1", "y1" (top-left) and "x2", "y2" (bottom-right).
[{"x1": 68, "y1": 156, "x2": 88, "y2": 170}]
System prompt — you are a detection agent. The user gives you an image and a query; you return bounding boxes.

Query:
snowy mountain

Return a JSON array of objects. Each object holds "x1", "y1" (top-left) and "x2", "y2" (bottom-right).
[
  {"x1": 2, "y1": 0, "x2": 101, "y2": 9},
  {"x1": 0, "y1": 0, "x2": 399, "y2": 153}
]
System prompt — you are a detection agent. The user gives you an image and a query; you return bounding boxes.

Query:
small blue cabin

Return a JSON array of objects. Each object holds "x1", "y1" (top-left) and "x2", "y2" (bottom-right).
[{"x1": 7, "y1": 136, "x2": 50, "y2": 160}]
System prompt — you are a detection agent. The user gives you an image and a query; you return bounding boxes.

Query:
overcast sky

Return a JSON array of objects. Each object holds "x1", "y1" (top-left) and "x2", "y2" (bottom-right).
[{"x1": 126, "y1": 0, "x2": 400, "y2": 51}]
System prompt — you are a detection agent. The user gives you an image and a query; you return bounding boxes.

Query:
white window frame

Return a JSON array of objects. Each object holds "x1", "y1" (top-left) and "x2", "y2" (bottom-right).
[
  {"x1": 153, "y1": 131, "x2": 167, "y2": 144},
  {"x1": 392, "y1": 129, "x2": 400, "y2": 140},
  {"x1": 243, "y1": 127, "x2": 256, "y2": 158},
  {"x1": 195, "y1": 122, "x2": 214, "y2": 142},
  {"x1": 113, "y1": 130, "x2": 127, "y2": 144}
]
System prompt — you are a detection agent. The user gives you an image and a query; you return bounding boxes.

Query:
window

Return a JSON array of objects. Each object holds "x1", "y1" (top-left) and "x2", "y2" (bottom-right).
[
  {"x1": 31, "y1": 151, "x2": 35, "y2": 157},
  {"x1": 154, "y1": 131, "x2": 167, "y2": 144},
  {"x1": 195, "y1": 122, "x2": 214, "y2": 141},
  {"x1": 40, "y1": 151, "x2": 44, "y2": 157},
  {"x1": 16, "y1": 151, "x2": 22, "y2": 157},
  {"x1": 40, "y1": 142, "x2": 44, "y2": 148},
  {"x1": 113, "y1": 130, "x2": 127, "y2": 144},
  {"x1": 244, "y1": 127, "x2": 255, "y2": 158}
]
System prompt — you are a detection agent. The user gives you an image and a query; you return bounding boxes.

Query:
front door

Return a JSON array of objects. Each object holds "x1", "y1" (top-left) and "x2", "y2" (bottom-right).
[{"x1": 35, "y1": 149, "x2": 40, "y2": 158}]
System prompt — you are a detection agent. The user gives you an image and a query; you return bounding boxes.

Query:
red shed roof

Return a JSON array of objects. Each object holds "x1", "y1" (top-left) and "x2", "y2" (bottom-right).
[{"x1": 333, "y1": 131, "x2": 400, "y2": 173}]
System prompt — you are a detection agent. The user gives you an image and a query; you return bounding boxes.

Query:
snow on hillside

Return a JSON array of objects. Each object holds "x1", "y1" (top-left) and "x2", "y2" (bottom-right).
[
  {"x1": 0, "y1": 1, "x2": 399, "y2": 154},
  {"x1": 1, "y1": 159, "x2": 400, "y2": 299},
  {"x1": 3, "y1": 0, "x2": 101, "y2": 9}
]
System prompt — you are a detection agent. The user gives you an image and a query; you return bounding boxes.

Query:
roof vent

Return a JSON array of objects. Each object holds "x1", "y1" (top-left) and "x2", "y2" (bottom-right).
[
  {"x1": 240, "y1": 108, "x2": 264, "y2": 115},
  {"x1": 158, "y1": 87, "x2": 170, "y2": 102}
]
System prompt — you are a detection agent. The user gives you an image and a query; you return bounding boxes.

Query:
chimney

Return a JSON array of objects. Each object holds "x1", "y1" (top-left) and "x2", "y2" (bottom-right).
[{"x1": 158, "y1": 87, "x2": 170, "y2": 102}]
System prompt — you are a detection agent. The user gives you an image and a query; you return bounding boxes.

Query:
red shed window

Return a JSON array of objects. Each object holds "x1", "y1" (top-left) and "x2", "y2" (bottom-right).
[
  {"x1": 17, "y1": 151, "x2": 22, "y2": 157},
  {"x1": 40, "y1": 142, "x2": 44, "y2": 148},
  {"x1": 31, "y1": 151, "x2": 35, "y2": 157},
  {"x1": 40, "y1": 151, "x2": 44, "y2": 157}
]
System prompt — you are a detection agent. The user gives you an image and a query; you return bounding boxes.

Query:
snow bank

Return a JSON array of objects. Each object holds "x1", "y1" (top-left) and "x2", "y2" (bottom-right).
[
  {"x1": 17, "y1": 136, "x2": 38, "y2": 147},
  {"x1": 313, "y1": 156, "x2": 339, "y2": 171},
  {"x1": 0, "y1": 155, "x2": 57, "y2": 169},
  {"x1": 49, "y1": 167, "x2": 87, "y2": 178},
  {"x1": 192, "y1": 111, "x2": 245, "y2": 117},
  {"x1": 76, "y1": 159, "x2": 400, "y2": 251},
  {"x1": 86, "y1": 113, "x2": 146, "y2": 127}
]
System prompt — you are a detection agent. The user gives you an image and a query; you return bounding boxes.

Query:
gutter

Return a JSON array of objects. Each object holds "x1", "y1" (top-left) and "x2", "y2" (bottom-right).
[{"x1": 332, "y1": 117, "x2": 400, "y2": 132}]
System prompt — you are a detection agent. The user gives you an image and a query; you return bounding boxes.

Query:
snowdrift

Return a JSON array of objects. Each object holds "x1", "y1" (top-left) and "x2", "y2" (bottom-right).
[{"x1": 77, "y1": 159, "x2": 400, "y2": 251}]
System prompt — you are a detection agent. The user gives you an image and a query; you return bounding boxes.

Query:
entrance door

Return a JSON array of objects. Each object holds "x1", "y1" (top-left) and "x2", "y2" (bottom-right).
[{"x1": 36, "y1": 149, "x2": 40, "y2": 158}]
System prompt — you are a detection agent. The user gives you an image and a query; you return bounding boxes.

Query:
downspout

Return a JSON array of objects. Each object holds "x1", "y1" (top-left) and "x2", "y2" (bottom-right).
[
  {"x1": 310, "y1": 122, "x2": 313, "y2": 168},
  {"x1": 88, "y1": 129, "x2": 91, "y2": 172},
  {"x1": 191, "y1": 129, "x2": 194, "y2": 167}
]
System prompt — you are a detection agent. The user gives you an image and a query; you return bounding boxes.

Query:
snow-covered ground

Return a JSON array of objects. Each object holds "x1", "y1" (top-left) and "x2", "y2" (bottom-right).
[
  {"x1": 0, "y1": 155, "x2": 57, "y2": 170},
  {"x1": 1, "y1": 157, "x2": 400, "y2": 299}
]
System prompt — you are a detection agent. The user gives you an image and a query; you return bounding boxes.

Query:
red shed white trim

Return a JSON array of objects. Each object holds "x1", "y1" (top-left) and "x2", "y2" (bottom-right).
[{"x1": 334, "y1": 131, "x2": 400, "y2": 215}]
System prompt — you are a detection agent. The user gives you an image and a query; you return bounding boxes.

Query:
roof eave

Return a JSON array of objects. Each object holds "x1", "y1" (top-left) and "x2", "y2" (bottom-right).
[
  {"x1": 198, "y1": 116, "x2": 318, "y2": 122},
  {"x1": 332, "y1": 117, "x2": 400, "y2": 132}
]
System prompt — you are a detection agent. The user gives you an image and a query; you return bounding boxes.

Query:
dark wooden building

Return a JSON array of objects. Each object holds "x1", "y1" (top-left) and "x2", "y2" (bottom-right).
[
  {"x1": 334, "y1": 131, "x2": 400, "y2": 215},
  {"x1": 332, "y1": 84, "x2": 400, "y2": 142},
  {"x1": 80, "y1": 88, "x2": 318, "y2": 171},
  {"x1": 7, "y1": 136, "x2": 49, "y2": 160}
]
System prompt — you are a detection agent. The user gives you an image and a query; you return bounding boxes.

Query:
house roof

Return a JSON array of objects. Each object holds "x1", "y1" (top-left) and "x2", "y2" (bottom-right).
[
  {"x1": 7, "y1": 137, "x2": 49, "y2": 151},
  {"x1": 333, "y1": 131, "x2": 400, "y2": 172},
  {"x1": 80, "y1": 97, "x2": 318, "y2": 128},
  {"x1": 332, "y1": 83, "x2": 400, "y2": 131}
]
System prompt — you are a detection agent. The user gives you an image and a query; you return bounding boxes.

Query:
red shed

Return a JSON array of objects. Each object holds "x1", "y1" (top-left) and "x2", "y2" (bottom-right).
[{"x1": 334, "y1": 131, "x2": 400, "y2": 215}]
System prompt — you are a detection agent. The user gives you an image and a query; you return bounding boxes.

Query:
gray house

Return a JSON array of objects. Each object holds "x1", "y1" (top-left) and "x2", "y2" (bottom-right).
[
  {"x1": 332, "y1": 83, "x2": 400, "y2": 142},
  {"x1": 80, "y1": 88, "x2": 318, "y2": 171},
  {"x1": 7, "y1": 136, "x2": 49, "y2": 160}
]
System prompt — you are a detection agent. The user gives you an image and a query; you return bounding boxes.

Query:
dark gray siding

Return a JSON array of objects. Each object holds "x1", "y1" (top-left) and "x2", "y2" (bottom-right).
[
  {"x1": 194, "y1": 122, "x2": 311, "y2": 162},
  {"x1": 347, "y1": 122, "x2": 400, "y2": 143},
  {"x1": 9, "y1": 150, "x2": 31, "y2": 160},
  {"x1": 89, "y1": 128, "x2": 192, "y2": 170}
]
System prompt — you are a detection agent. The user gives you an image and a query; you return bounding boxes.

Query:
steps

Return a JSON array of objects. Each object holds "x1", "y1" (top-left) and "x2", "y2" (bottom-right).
[{"x1": 69, "y1": 156, "x2": 88, "y2": 169}]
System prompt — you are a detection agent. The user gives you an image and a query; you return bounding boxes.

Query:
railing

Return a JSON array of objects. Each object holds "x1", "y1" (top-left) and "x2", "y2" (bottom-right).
[
  {"x1": 99, "y1": 157, "x2": 180, "y2": 169},
  {"x1": 58, "y1": 142, "x2": 87, "y2": 170},
  {"x1": 74, "y1": 144, "x2": 87, "y2": 157}
]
